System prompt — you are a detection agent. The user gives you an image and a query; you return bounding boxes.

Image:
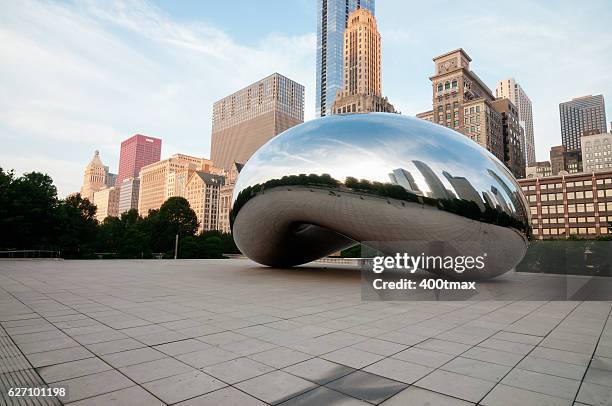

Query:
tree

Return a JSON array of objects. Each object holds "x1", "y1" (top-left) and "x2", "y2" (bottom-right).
[
  {"x1": 56, "y1": 194, "x2": 98, "y2": 258},
  {"x1": 149, "y1": 197, "x2": 198, "y2": 255},
  {"x1": 0, "y1": 171, "x2": 58, "y2": 250}
]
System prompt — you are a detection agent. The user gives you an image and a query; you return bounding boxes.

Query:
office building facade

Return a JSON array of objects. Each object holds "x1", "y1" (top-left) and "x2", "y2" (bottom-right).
[
  {"x1": 496, "y1": 79, "x2": 535, "y2": 166},
  {"x1": 331, "y1": 8, "x2": 395, "y2": 114},
  {"x1": 559, "y1": 95, "x2": 607, "y2": 151},
  {"x1": 116, "y1": 134, "x2": 162, "y2": 186},
  {"x1": 550, "y1": 145, "x2": 582, "y2": 175},
  {"x1": 316, "y1": 0, "x2": 375, "y2": 117},
  {"x1": 218, "y1": 162, "x2": 243, "y2": 234},
  {"x1": 492, "y1": 98, "x2": 526, "y2": 179},
  {"x1": 582, "y1": 131, "x2": 612, "y2": 173},
  {"x1": 118, "y1": 177, "x2": 140, "y2": 214},
  {"x1": 93, "y1": 186, "x2": 119, "y2": 222},
  {"x1": 185, "y1": 172, "x2": 224, "y2": 232},
  {"x1": 519, "y1": 171, "x2": 612, "y2": 239},
  {"x1": 211, "y1": 73, "x2": 304, "y2": 170},
  {"x1": 420, "y1": 49, "x2": 505, "y2": 164},
  {"x1": 138, "y1": 154, "x2": 217, "y2": 216},
  {"x1": 526, "y1": 161, "x2": 552, "y2": 179}
]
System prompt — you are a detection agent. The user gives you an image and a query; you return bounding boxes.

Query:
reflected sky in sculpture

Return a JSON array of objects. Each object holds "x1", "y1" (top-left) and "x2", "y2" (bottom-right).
[
  {"x1": 234, "y1": 114, "x2": 528, "y2": 220},
  {"x1": 231, "y1": 113, "x2": 530, "y2": 279}
]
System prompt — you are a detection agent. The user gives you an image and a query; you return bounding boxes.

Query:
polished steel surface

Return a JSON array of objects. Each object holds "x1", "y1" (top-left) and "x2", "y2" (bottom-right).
[{"x1": 231, "y1": 113, "x2": 530, "y2": 280}]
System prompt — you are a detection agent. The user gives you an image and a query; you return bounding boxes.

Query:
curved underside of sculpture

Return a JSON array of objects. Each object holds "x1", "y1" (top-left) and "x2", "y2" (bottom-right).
[{"x1": 231, "y1": 114, "x2": 531, "y2": 280}]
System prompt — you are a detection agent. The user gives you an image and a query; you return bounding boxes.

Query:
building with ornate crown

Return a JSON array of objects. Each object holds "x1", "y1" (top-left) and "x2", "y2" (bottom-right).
[
  {"x1": 331, "y1": 8, "x2": 395, "y2": 115},
  {"x1": 80, "y1": 150, "x2": 107, "y2": 201}
]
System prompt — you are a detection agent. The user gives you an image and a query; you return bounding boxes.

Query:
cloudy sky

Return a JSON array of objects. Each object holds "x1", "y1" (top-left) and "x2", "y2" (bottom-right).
[{"x1": 1, "y1": 0, "x2": 611, "y2": 197}]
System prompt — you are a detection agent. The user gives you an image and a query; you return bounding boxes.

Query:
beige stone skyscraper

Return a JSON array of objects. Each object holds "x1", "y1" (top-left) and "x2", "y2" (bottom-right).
[
  {"x1": 80, "y1": 150, "x2": 106, "y2": 201},
  {"x1": 93, "y1": 186, "x2": 119, "y2": 222},
  {"x1": 211, "y1": 73, "x2": 304, "y2": 170},
  {"x1": 137, "y1": 154, "x2": 219, "y2": 216},
  {"x1": 332, "y1": 8, "x2": 395, "y2": 114}
]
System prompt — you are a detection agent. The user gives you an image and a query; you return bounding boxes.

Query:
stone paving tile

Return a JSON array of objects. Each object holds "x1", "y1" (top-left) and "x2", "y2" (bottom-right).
[
  {"x1": 25, "y1": 345, "x2": 94, "y2": 367},
  {"x1": 17, "y1": 336, "x2": 80, "y2": 354},
  {"x1": 218, "y1": 337, "x2": 277, "y2": 356},
  {"x1": 84, "y1": 337, "x2": 147, "y2": 355},
  {"x1": 441, "y1": 356, "x2": 511, "y2": 383},
  {"x1": 392, "y1": 346, "x2": 456, "y2": 368},
  {"x1": 501, "y1": 368, "x2": 581, "y2": 400},
  {"x1": 321, "y1": 347, "x2": 385, "y2": 369},
  {"x1": 480, "y1": 384, "x2": 571, "y2": 406},
  {"x1": 590, "y1": 355, "x2": 612, "y2": 372},
  {"x1": 415, "y1": 369, "x2": 496, "y2": 403},
  {"x1": 461, "y1": 346, "x2": 524, "y2": 367},
  {"x1": 50, "y1": 369, "x2": 134, "y2": 403},
  {"x1": 381, "y1": 386, "x2": 474, "y2": 405},
  {"x1": 325, "y1": 370, "x2": 407, "y2": 404},
  {"x1": 154, "y1": 338, "x2": 211, "y2": 356},
  {"x1": 516, "y1": 355, "x2": 586, "y2": 380},
  {"x1": 576, "y1": 381, "x2": 612, "y2": 405},
  {"x1": 278, "y1": 386, "x2": 368, "y2": 405},
  {"x1": 143, "y1": 370, "x2": 227, "y2": 404},
  {"x1": 478, "y1": 337, "x2": 534, "y2": 355},
  {"x1": 414, "y1": 338, "x2": 472, "y2": 355},
  {"x1": 284, "y1": 357, "x2": 356, "y2": 385},
  {"x1": 37, "y1": 357, "x2": 112, "y2": 383},
  {"x1": 363, "y1": 357, "x2": 433, "y2": 384},
  {"x1": 101, "y1": 347, "x2": 167, "y2": 368},
  {"x1": 176, "y1": 346, "x2": 240, "y2": 368},
  {"x1": 68, "y1": 386, "x2": 165, "y2": 406},
  {"x1": 491, "y1": 331, "x2": 543, "y2": 345},
  {"x1": 175, "y1": 386, "x2": 266, "y2": 405},
  {"x1": 529, "y1": 346, "x2": 591, "y2": 366},
  {"x1": 235, "y1": 370, "x2": 317, "y2": 404},
  {"x1": 119, "y1": 357, "x2": 194, "y2": 383},
  {"x1": 350, "y1": 338, "x2": 406, "y2": 356},
  {"x1": 202, "y1": 357, "x2": 274, "y2": 384},
  {"x1": 584, "y1": 367, "x2": 612, "y2": 387},
  {"x1": 248, "y1": 347, "x2": 313, "y2": 368}
]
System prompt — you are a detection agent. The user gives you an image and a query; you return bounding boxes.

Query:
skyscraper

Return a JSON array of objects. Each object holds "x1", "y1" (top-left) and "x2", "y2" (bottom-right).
[
  {"x1": 93, "y1": 186, "x2": 119, "y2": 222},
  {"x1": 138, "y1": 154, "x2": 217, "y2": 216},
  {"x1": 316, "y1": 0, "x2": 375, "y2": 117},
  {"x1": 116, "y1": 134, "x2": 162, "y2": 186},
  {"x1": 496, "y1": 79, "x2": 535, "y2": 166},
  {"x1": 118, "y1": 177, "x2": 140, "y2": 214},
  {"x1": 581, "y1": 130, "x2": 612, "y2": 173},
  {"x1": 80, "y1": 150, "x2": 106, "y2": 201},
  {"x1": 419, "y1": 49, "x2": 505, "y2": 164},
  {"x1": 211, "y1": 73, "x2": 304, "y2": 170},
  {"x1": 331, "y1": 8, "x2": 395, "y2": 114},
  {"x1": 491, "y1": 98, "x2": 526, "y2": 179},
  {"x1": 559, "y1": 95, "x2": 607, "y2": 151},
  {"x1": 185, "y1": 172, "x2": 225, "y2": 232}
]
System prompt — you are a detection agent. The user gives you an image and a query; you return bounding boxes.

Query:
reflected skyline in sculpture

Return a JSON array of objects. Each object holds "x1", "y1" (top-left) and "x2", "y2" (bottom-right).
[{"x1": 231, "y1": 114, "x2": 530, "y2": 280}]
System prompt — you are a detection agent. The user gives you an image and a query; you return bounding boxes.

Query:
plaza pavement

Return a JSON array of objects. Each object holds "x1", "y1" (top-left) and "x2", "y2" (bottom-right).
[{"x1": 0, "y1": 259, "x2": 611, "y2": 405}]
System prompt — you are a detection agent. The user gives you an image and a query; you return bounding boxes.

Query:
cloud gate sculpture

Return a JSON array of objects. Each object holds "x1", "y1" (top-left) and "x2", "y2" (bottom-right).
[{"x1": 231, "y1": 114, "x2": 530, "y2": 280}]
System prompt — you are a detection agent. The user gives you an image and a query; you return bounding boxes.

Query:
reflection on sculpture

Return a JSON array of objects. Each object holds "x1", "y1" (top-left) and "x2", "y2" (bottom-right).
[{"x1": 231, "y1": 113, "x2": 531, "y2": 280}]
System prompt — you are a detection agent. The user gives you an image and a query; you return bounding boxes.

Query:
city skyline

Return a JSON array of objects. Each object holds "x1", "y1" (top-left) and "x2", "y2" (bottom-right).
[{"x1": 1, "y1": 0, "x2": 611, "y2": 197}]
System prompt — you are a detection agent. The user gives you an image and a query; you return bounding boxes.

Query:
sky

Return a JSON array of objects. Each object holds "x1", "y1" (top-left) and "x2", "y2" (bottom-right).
[{"x1": 1, "y1": 0, "x2": 611, "y2": 197}]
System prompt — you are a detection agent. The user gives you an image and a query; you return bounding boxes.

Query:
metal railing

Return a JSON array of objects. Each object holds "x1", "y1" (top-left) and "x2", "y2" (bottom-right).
[{"x1": 0, "y1": 250, "x2": 61, "y2": 259}]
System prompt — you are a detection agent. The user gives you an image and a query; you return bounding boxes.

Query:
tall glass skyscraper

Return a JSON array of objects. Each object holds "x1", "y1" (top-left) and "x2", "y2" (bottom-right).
[{"x1": 316, "y1": 0, "x2": 375, "y2": 117}]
